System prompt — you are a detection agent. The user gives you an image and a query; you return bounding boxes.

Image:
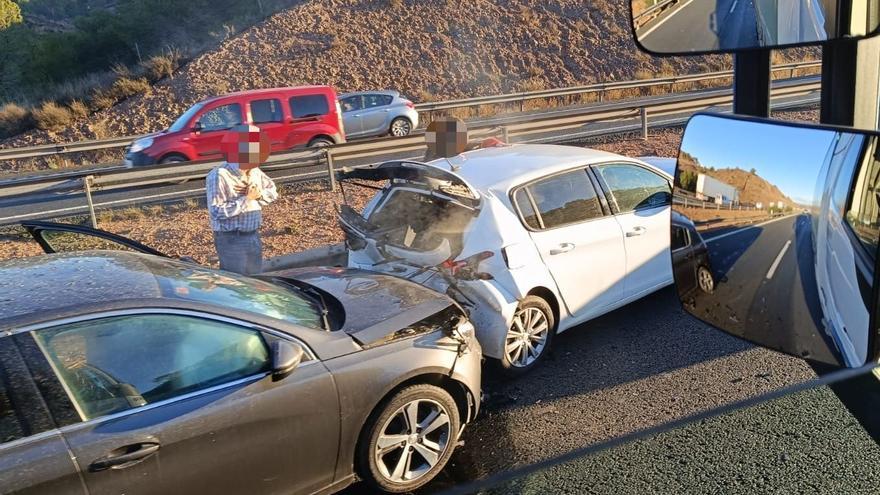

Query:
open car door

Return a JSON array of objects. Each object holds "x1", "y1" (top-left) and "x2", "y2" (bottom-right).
[{"x1": 22, "y1": 221, "x2": 170, "y2": 257}]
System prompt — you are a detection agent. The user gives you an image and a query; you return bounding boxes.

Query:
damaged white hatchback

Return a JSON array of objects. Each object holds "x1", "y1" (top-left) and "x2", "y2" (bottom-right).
[{"x1": 338, "y1": 144, "x2": 674, "y2": 375}]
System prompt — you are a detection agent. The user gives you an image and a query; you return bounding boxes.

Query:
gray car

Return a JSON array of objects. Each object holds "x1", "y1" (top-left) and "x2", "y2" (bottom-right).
[
  {"x1": 0, "y1": 222, "x2": 481, "y2": 495},
  {"x1": 339, "y1": 91, "x2": 419, "y2": 139}
]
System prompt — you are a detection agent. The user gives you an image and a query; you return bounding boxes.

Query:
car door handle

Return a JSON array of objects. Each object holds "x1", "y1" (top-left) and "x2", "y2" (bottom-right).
[
  {"x1": 549, "y1": 243, "x2": 575, "y2": 255},
  {"x1": 353, "y1": 114, "x2": 362, "y2": 117},
  {"x1": 626, "y1": 227, "x2": 647, "y2": 237},
  {"x1": 89, "y1": 442, "x2": 160, "y2": 472},
  {"x1": 383, "y1": 109, "x2": 391, "y2": 112}
]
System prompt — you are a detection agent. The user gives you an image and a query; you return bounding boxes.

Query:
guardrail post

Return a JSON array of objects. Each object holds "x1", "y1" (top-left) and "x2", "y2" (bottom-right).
[
  {"x1": 640, "y1": 107, "x2": 648, "y2": 140},
  {"x1": 84, "y1": 175, "x2": 98, "y2": 228},
  {"x1": 325, "y1": 149, "x2": 337, "y2": 192},
  {"x1": 502, "y1": 126, "x2": 509, "y2": 143},
  {"x1": 520, "y1": 99, "x2": 525, "y2": 113}
]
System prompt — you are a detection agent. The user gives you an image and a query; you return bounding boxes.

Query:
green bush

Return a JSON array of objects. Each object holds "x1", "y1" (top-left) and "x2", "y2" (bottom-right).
[
  {"x1": 33, "y1": 102, "x2": 73, "y2": 131},
  {"x1": 0, "y1": 103, "x2": 33, "y2": 138}
]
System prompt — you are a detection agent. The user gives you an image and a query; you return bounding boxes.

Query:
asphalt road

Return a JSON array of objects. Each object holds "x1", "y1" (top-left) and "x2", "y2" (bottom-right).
[
  {"x1": 690, "y1": 214, "x2": 841, "y2": 366},
  {"x1": 638, "y1": 0, "x2": 760, "y2": 52},
  {"x1": 342, "y1": 284, "x2": 844, "y2": 493}
]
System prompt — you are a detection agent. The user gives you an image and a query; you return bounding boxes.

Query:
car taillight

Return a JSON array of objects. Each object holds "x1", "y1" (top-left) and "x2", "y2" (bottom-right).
[
  {"x1": 440, "y1": 251, "x2": 494, "y2": 280},
  {"x1": 335, "y1": 100, "x2": 345, "y2": 135},
  {"x1": 404, "y1": 100, "x2": 415, "y2": 109}
]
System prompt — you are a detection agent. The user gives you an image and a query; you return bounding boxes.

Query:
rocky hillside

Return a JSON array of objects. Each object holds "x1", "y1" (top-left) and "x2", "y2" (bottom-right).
[
  {"x1": 3, "y1": 0, "x2": 734, "y2": 149},
  {"x1": 678, "y1": 155, "x2": 794, "y2": 207}
]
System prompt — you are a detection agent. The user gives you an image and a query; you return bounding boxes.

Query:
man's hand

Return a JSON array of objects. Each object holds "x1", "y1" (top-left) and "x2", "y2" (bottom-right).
[{"x1": 246, "y1": 183, "x2": 262, "y2": 200}]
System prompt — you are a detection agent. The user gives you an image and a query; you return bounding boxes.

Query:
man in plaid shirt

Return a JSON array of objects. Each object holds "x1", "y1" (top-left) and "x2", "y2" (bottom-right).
[{"x1": 206, "y1": 124, "x2": 278, "y2": 275}]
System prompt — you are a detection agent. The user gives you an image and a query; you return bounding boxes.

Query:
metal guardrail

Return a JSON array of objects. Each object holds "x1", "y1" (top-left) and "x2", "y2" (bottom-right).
[
  {"x1": 0, "y1": 61, "x2": 821, "y2": 163},
  {"x1": 633, "y1": 0, "x2": 679, "y2": 28},
  {"x1": 0, "y1": 76, "x2": 821, "y2": 225}
]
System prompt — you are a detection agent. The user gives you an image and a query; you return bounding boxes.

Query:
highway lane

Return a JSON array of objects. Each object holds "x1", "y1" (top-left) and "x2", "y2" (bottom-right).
[
  {"x1": 0, "y1": 91, "x2": 820, "y2": 225},
  {"x1": 638, "y1": 0, "x2": 760, "y2": 52}
]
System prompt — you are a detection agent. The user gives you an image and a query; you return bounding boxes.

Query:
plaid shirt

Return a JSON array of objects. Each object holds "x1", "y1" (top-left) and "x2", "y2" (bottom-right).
[{"x1": 206, "y1": 162, "x2": 278, "y2": 232}]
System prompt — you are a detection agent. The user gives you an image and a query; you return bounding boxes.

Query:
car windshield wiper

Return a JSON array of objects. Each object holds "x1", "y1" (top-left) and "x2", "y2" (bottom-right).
[{"x1": 265, "y1": 277, "x2": 332, "y2": 331}]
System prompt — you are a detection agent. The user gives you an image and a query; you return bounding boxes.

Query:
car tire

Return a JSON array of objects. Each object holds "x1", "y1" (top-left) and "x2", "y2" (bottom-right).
[
  {"x1": 357, "y1": 384, "x2": 461, "y2": 493},
  {"x1": 697, "y1": 265, "x2": 715, "y2": 294},
  {"x1": 307, "y1": 137, "x2": 334, "y2": 148},
  {"x1": 389, "y1": 117, "x2": 412, "y2": 137},
  {"x1": 498, "y1": 295, "x2": 555, "y2": 377}
]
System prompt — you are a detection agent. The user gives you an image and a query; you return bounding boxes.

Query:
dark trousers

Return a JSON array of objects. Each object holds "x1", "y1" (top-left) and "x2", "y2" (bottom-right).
[{"x1": 213, "y1": 230, "x2": 262, "y2": 275}]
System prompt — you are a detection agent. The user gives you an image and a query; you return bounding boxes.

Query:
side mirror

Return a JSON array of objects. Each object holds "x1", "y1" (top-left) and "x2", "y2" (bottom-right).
[
  {"x1": 271, "y1": 340, "x2": 304, "y2": 381},
  {"x1": 192, "y1": 122, "x2": 203, "y2": 134},
  {"x1": 673, "y1": 113, "x2": 880, "y2": 369},
  {"x1": 630, "y1": 0, "x2": 880, "y2": 54}
]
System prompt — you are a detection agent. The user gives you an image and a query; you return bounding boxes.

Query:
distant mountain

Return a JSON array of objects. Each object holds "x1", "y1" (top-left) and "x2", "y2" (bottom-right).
[{"x1": 677, "y1": 156, "x2": 794, "y2": 207}]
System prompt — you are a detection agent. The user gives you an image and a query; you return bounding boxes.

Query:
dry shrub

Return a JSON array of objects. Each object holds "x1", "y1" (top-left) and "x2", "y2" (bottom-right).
[
  {"x1": 0, "y1": 103, "x2": 33, "y2": 138},
  {"x1": 142, "y1": 54, "x2": 177, "y2": 81},
  {"x1": 389, "y1": 0, "x2": 404, "y2": 7},
  {"x1": 90, "y1": 89, "x2": 117, "y2": 111},
  {"x1": 109, "y1": 77, "x2": 152, "y2": 100},
  {"x1": 68, "y1": 100, "x2": 90, "y2": 119},
  {"x1": 33, "y1": 102, "x2": 73, "y2": 131}
]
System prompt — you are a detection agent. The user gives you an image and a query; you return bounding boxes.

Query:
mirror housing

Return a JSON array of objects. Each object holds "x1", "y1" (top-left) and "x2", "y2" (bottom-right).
[
  {"x1": 672, "y1": 113, "x2": 880, "y2": 369},
  {"x1": 271, "y1": 340, "x2": 304, "y2": 381},
  {"x1": 631, "y1": 0, "x2": 880, "y2": 54},
  {"x1": 191, "y1": 121, "x2": 203, "y2": 134}
]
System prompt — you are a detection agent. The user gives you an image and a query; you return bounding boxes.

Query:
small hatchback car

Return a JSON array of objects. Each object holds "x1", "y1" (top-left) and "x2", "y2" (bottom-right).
[
  {"x1": 338, "y1": 144, "x2": 675, "y2": 375},
  {"x1": 338, "y1": 91, "x2": 419, "y2": 139},
  {"x1": 0, "y1": 222, "x2": 481, "y2": 495},
  {"x1": 124, "y1": 86, "x2": 346, "y2": 166}
]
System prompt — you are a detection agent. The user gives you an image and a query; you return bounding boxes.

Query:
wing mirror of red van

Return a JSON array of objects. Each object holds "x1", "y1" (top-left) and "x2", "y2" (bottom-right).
[{"x1": 191, "y1": 122, "x2": 203, "y2": 134}]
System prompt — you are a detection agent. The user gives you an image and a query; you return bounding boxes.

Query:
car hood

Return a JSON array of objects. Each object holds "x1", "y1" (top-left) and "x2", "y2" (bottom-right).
[
  {"x1": 337, "y1": 160, "x2": 481, "y2": 208},
  {"x1": 268, "y1": 266, "x2": 456, "y2": 347}
]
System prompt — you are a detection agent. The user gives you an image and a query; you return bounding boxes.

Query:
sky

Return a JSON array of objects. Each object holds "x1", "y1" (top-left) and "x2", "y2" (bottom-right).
[{"x1": 680, "y1": 115, "x2": 838, "y2": 204}]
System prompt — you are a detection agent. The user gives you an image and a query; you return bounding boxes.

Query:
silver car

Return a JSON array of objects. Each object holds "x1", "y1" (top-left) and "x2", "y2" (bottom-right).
[
  {"x1": 1, "y1": 221, "x2": 481, "y2": 495},
  {"x1": 339, "y1": 91, "x2": 419, "y2": 139}
]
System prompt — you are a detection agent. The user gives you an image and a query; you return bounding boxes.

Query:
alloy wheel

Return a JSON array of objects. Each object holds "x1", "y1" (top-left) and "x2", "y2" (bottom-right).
[
  {"x1": 698, "y1": 266, "x2": 714, "y2": 293},
  {"x1": 505, "y1": 307, "x2": 550, "y2": 368},
  {"x1": 390, "y1": 119, "x2": 412, "y2": 137},
  {"x1": 374, "y1": 399, "x2": 451, "y2": 483}
]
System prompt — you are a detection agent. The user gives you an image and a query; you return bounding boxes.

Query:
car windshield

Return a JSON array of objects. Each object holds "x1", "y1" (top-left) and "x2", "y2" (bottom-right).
[
  {"x1": 167, "y1": 102, "x2": 205, "y2": 133},
  {"x1": 141, "y1": 257, "x2": 324, "y2": 329},
  {"x1": 368, "y1": 187, "x2": 474, "y2": 255}
]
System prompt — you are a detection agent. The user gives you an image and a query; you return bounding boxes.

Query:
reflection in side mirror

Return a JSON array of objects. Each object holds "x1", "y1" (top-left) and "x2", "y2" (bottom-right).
[
  {"x1": 673, "y1": 114, "x2": 880, "y2": 368},
  {"x1": 271, "y1": 340, "x2": 304, "y2": 381},
  {"x1": 631, "y1": 0, "x2": 880, "y2": 54}
]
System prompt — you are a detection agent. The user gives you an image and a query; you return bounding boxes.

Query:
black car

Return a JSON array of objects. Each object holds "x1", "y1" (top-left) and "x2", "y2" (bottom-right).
[
  {"x1": 671, "y1": 212, "x2": 715, "y2": 299},
  {"x1": 0, "y1": 222, "x2": 482, "y2": 495}
]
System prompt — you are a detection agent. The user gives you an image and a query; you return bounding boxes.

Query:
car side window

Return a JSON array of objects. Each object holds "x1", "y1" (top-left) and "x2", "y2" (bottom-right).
[
  {"x1": 513, "y1": 188, "x2": 541, "y2": 229},
  {"x1": 198, "y1": 103, "x2": 243, "y2": 132},
  {"x1": 364, "y1": 94, "x2": 392, "y2": 108},
  {"x1": 594, "y1": 163, "x2": 671, "y2": 212},
  {"x1": 0, "y1": 337, "x2": 56, "y2": 445},
  {"x1": 517, "y1": 169, "x2": 604, "y2": 230},
  {"x1": 671, "y1": 225, "x2": 690, "y2": 251},
  {"x1": 32, "y1": 314, "x2": 271, "y2": 421},
  {"x1": 250, "y1": 98, "x2": 283, "y2": 124},
  {"x1": 340, "y1": 96, "x2": 363, "y2": 113},
  {"x1": 290, "y1": 95, "x2": 329, "y2": 118}
]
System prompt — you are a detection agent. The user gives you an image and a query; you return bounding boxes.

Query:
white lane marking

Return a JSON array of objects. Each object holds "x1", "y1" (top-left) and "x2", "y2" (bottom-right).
[
  {"x1": 639, "y1": 0, "x2": 697, "y2": 40},
  {"x1": 703, "y1": 214, "x2": 796, "y2": 243},
  {"x1": 765, "y1": 240, "x2": 792, "y2": 279},
  {"x1": 729, "y1": 0, "x2": 738, "y2": 13}
]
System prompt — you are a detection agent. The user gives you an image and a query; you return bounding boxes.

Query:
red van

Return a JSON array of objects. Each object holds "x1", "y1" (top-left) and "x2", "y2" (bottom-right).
[{"x1": 124, "y1": 86, "x2": 346, "y2": 166}]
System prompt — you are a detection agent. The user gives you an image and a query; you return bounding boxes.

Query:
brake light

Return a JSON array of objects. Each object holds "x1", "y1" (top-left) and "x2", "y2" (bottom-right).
[
  {"x1": 404, "y1": 100, "x2": 415, "y2": 109},
  {"x1": 441, "y1": 251, "x2": 494, "y2": 279}
]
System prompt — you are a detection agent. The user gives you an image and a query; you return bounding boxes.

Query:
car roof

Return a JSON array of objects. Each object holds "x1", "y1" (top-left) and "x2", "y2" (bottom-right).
[
  {"x1": 339, "y1": 90, "x2": 400, "y2": 98},
  {"x1": 428, "y1": 144, "x2": 666, "y2": 194},
  {"x1": 204, "y1": 85, "x2": 334, "y2": 103},
  {"x1": 638, "y1": 156, "x2": 677, "y2": 178},
  {"x1": 0, "y1": 251, "x2": 166, "y2": 325}
]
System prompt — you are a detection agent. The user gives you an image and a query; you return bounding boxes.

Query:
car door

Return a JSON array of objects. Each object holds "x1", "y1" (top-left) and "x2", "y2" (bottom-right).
[
  {"x1": 339, "y1": 95, "x2": 364, "y2": 137},
  {"x1": 22, "y1": 221, "x2": 169, "y2": 257},
  {"x1": 18, "y1": 311, "x2": 340, "y2": 495},
  {"x1": 359, "y1": 94, "x2": 393, "y2": 137},
  {"x1": 671, "y1": 224, "x2": 697, "y2": 295},
  {"x1": 593, "y1": 162, "x2": 673, "y2": 299},
  {"x1": 0, "y1": 336, "x2": 84, "y2": 495},
  {"x1": 248, "y1": 96, "x2": 288, "y2": 152},
  {"x1": 190, "y1": 101, "x2": 244, "y2": 160},
  {"x1": 515, "y1": 168, "x2": 627, "y2": 319}
]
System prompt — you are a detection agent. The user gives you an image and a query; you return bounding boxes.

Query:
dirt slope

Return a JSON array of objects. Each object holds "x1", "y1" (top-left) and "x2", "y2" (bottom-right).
[
  {"x1": 678, "y1": 157, "x2": 794, "y2": 206},
  {"x1": 3, "y1": 0, "x2": 733, "y2": 149}
]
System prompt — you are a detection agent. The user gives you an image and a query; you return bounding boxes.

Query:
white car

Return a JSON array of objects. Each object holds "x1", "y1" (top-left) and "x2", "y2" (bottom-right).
[{"x1": 338, "y1": 144, "x2": 674, "y2": 374}]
